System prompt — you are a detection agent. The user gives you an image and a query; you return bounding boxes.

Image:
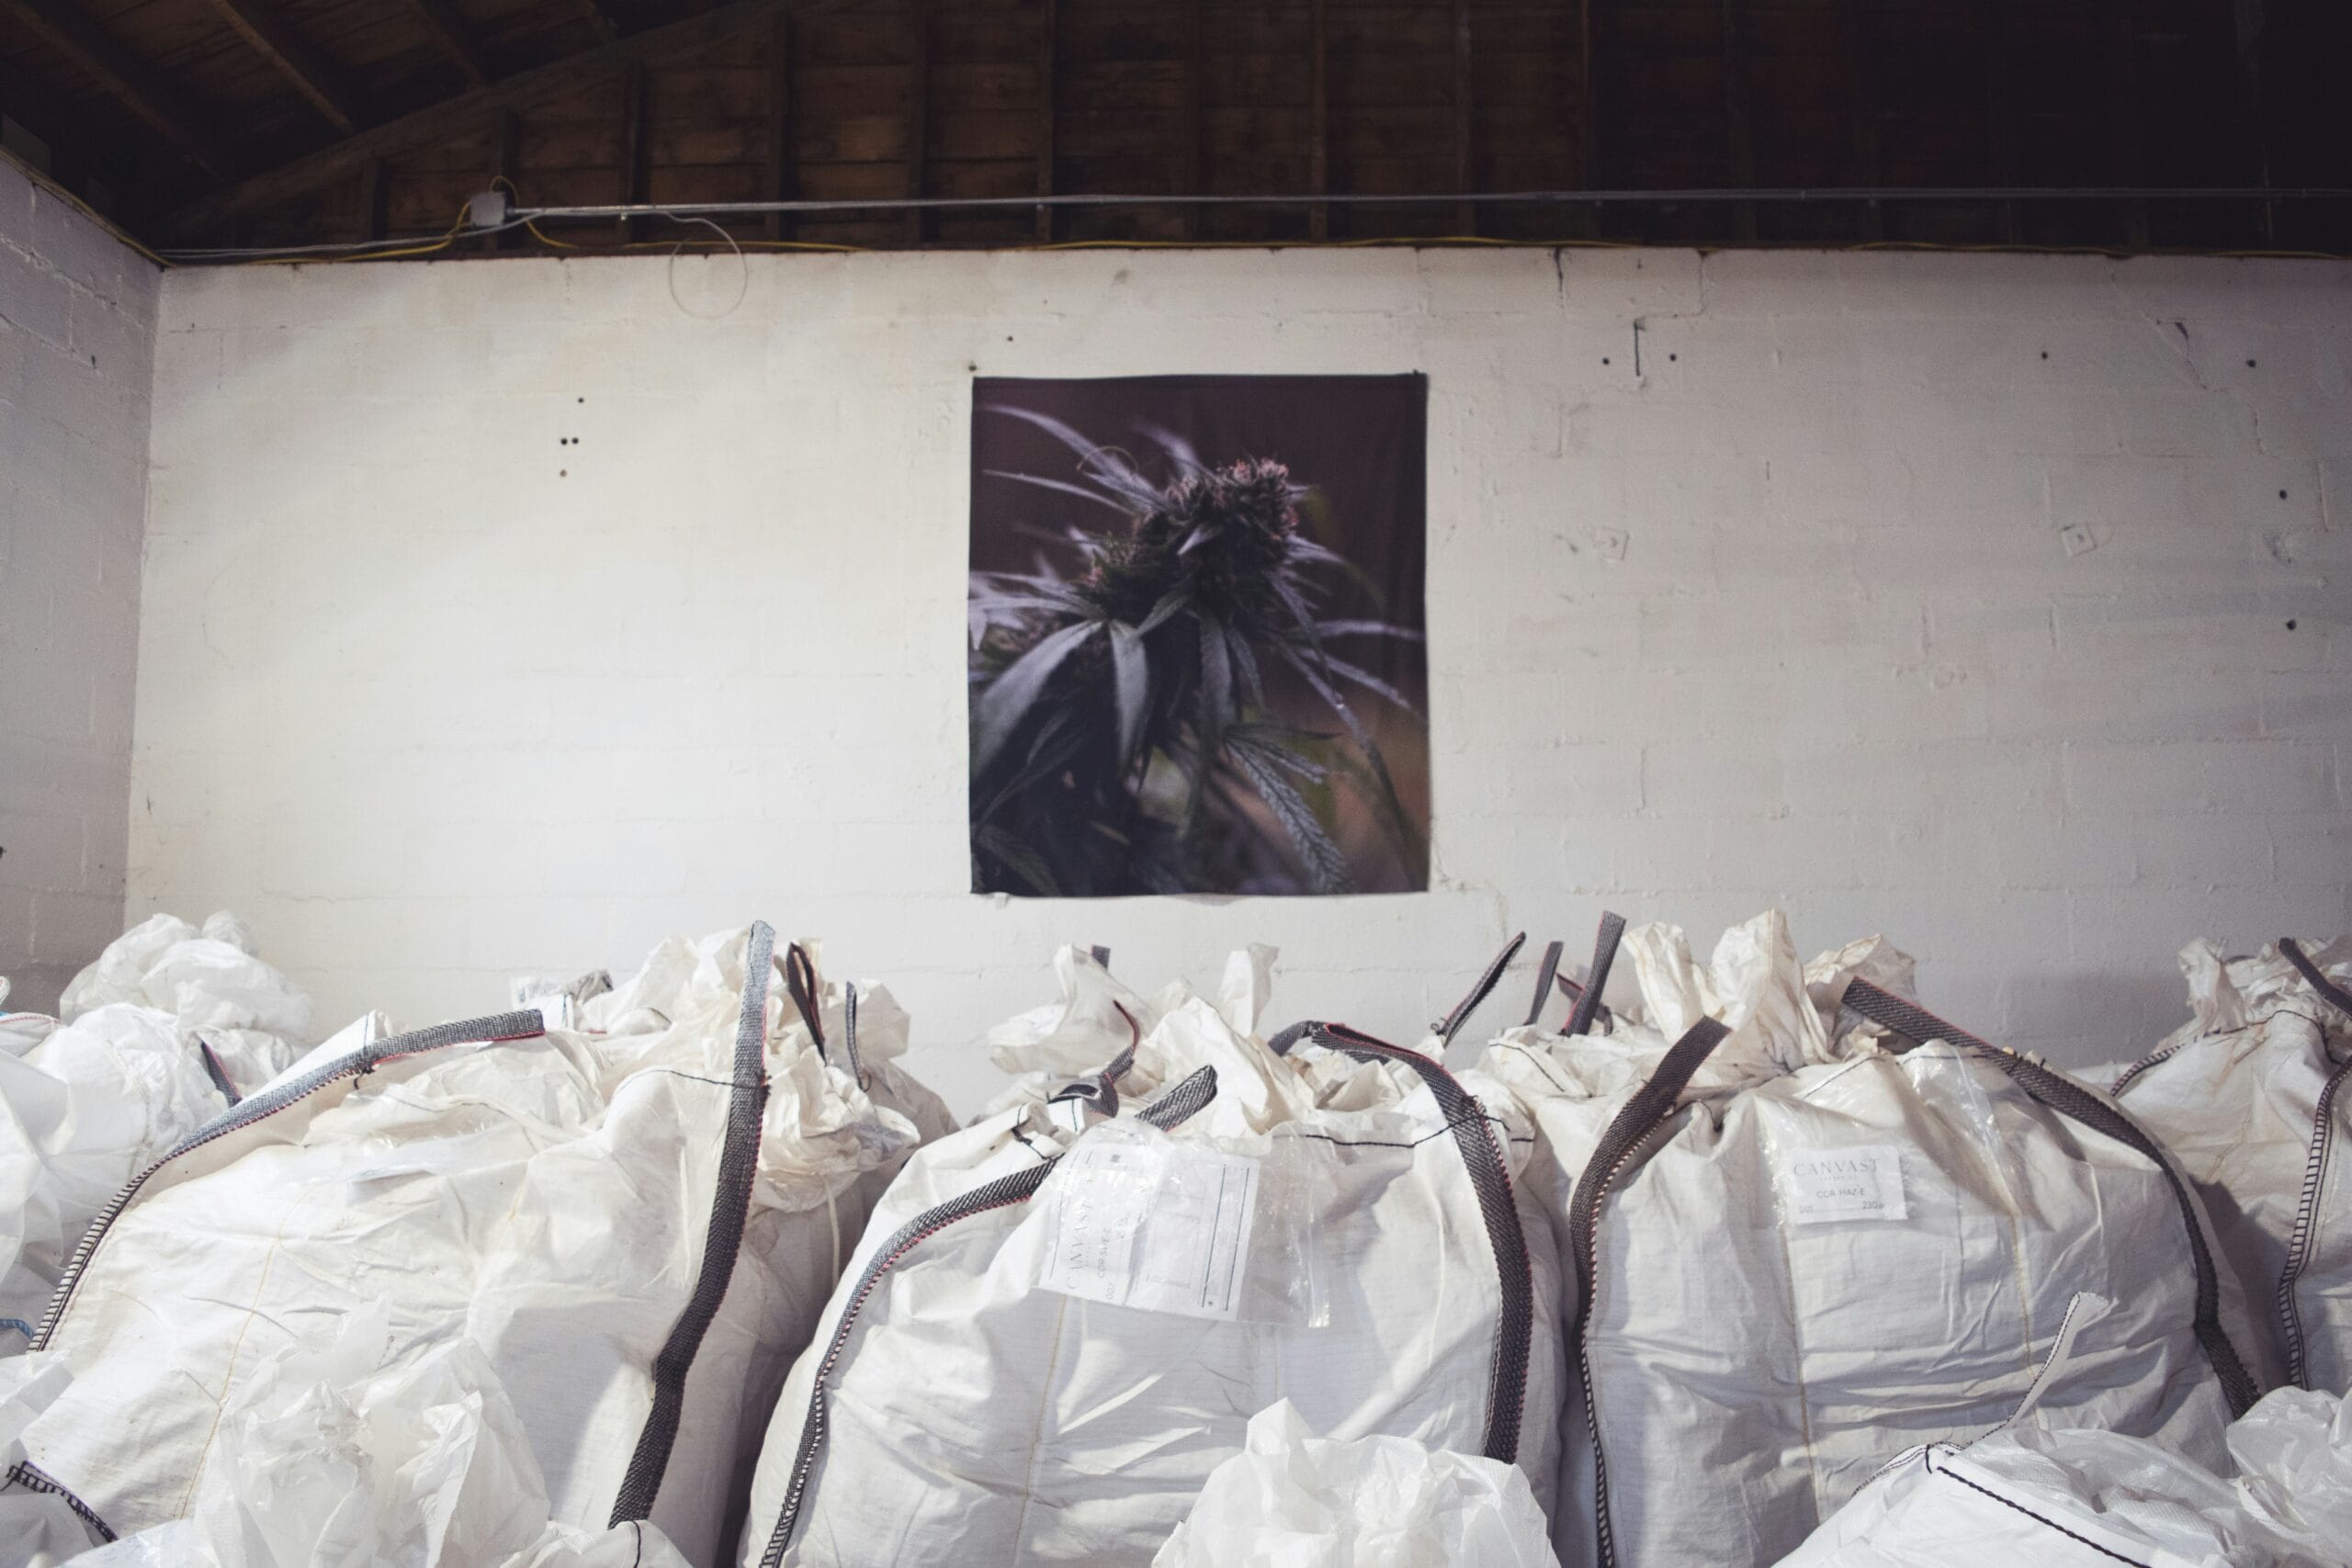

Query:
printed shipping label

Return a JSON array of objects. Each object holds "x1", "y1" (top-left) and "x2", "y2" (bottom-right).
[
  {"x1": 1781, "y1": 1144, "x2": 1906, "y2": 1224},
  {"x1": 1040, "y1": 1141, "x2": 1260, "y2": 1319}
]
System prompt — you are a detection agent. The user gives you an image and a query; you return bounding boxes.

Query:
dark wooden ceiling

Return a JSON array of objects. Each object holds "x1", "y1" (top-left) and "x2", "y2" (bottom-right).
[{"x1": 1, "y1": 0, "x2": 2344, "y2": 258}]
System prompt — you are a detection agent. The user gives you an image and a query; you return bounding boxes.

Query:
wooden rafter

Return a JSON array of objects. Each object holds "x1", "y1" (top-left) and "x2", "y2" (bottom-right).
[
  {"x1": 905, "y1": 0, "x2": 929, "y2": 243},
  {"x1": 1308, "y1": 0, "x2": 1328, "y2": 239},
  {"x1": 1034, "y1": 0, "x2": 1055, "y2": 242},
  {"x1": 356, "y1": 156, "x2": 385, "y2": 241},
  {"x1": 1722, "y1": 0, "x2": 1757, "y2": 242},
  {"x1": 2106, "y1": 0, "x2": 2147, "y2": 247},
  {"x1": 2233, "y1": 0, "x2": 2271, "y2": 243},
  {"x1": 764, "y1": 12, "x2": 793, "y2": 241},
  {"x1": 400, "y1": 0, "x2": 490, "y2": 88},
  {"x1": 1844, "y1": 0, "x2": 1882, "y2": 242},
  {"x1": 616, "y1": 64, "x2": 644, "y2": 242},
  {"x1": 1452, "y1": 0, "x2": 1472, "y2": 235},
  {"x1": 1, "y1": 0, "x2": 232, "y2": 178},
  {"x1": 1182, "y1": 0, "x2": 1202, "y2": 240},
  {"x1": 164, "y1": 0, "x2": 850, "y2": 237},
  {"x1": 1978, "y1": 0, "x2": 2019, "y2": 243},
  {"x1": 207, "y1": 0, "x2": 361, "y2": 134},
  {"x1": 570, "y1": 0, "x2": 619, "y2": 44}
]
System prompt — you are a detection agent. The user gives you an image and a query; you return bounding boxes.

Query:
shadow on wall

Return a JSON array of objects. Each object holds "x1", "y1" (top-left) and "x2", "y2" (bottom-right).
[{"x1": 1998, "y1": 969, "x2": 2199, "y2": 1070}]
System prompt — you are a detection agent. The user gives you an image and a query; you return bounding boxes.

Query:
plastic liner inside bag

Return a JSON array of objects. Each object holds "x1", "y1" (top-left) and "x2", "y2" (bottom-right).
[{"x1": 1153, "y1": 1400, "x2": 1560, "y2": 1568}]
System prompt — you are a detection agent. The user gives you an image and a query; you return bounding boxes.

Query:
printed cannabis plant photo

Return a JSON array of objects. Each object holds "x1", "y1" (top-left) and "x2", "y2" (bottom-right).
[{"x1": 968, "y1": 375, "x2": 1430, "y2": 897}]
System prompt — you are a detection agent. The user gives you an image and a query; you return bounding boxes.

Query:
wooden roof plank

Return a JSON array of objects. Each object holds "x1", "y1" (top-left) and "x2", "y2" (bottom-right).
[
  {"x1": 164, "y1": 0, "x2": 853, "y2": 234},
  {"x1": 206, "y1": 0, "x2": 362, "y2": 131},
  {"x1": 400, "y1": 0, "x2": 492, "y2": 86},
  {"x1": 2, "y1": 0, "x2": 234, "y2": 176}
]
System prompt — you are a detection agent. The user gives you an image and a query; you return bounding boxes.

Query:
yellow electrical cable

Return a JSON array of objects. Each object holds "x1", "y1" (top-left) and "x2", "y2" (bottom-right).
[{"x1": 175, "y1": 173, "x2": 2352, "y2": 266}]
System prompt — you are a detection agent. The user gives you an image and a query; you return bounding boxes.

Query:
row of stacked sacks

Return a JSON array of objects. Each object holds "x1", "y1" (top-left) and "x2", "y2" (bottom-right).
[
  {"x1": 0, "y1": 919, "x2": 952, "y2": 1568},
  {"x1": 3, "y1": 908, "x2": 2347, "y2": 1566},
  {"x1": 737, "y1": 911, "x2": 2352, "y2": 1567}
]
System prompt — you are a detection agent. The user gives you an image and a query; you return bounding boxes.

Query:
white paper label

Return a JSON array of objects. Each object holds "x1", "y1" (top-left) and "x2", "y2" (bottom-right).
[
  {"x1": 1782, "y1": 1145, "x2": 1906, "y2": 1224},
  {"x1": 1039, "y1": 1140, "x2": 1260, "y2": 1319}
]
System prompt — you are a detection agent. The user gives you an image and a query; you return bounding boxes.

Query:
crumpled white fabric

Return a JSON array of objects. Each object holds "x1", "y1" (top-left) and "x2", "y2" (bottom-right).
[
  {"x1": 18, "y1": 926, "x2": 942, "y2": 1568},
  {"x1": 58, "y1": 911, "x2": 311, "y2": 1042},
  {"x1": 2115, "y1": 935, "x2": 2352, "y2": 1393},
  {"x1": 984, "y1": 945, "x2": 1186, "y2": 1081},
  {"x1": 62, "y1": 1308, "x2": 694, "y2": 1568},
  {"x1": 1, "y1": 913, "x2": 323, "y2": 1352},
  {"x1": 1476, "y1": 910, "x2": 2247, "y2": 1568},
  {"x1": 0, "y1": 976, "x2": 57, "y2": 1059},
  {"x1": 0, "y1": 1353, "x2": 101, "y2": 1566},
  {"x1": 985, "y1": 946, "x2": 1396, "y2": 1130},
  {"x1": 1775, "y1": 1384, "x2": 2352, "y2": 1568},
  {"x1": 741, "y1": 947, "x2": 1565, "y2": 1567},
  {"x1": 1154, "y1": 1400, "x2": 1560, "y2": 1568}
]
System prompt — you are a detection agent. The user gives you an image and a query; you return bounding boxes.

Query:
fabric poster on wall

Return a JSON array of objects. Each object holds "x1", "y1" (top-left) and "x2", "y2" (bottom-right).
[{"x1": 967, "y1": 374, "x2": 1430, "y2": 897}]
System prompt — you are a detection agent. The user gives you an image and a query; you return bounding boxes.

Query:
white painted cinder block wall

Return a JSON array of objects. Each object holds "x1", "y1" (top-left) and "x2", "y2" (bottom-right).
[
  {"x1": 134, "y1": 247, "x2": 2348, "y2": 1113},
  {"x1": 0, "y1": 156, "x2": 155, "y2": 1011}
]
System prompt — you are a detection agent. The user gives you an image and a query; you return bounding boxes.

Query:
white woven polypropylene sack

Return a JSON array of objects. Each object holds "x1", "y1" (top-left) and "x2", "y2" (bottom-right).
[
  {"x1": 2114, "y1": 936, "x2": 2352, "y2": 1395},
  {"x1": 1153, "y1": 1398, "x2": 1560, "y2": 1568},
  {"x1": 9, "y1": 924, "x2": 933, "y2": 1568},
  {"x1": 53, "y1": 1305, "x2": 698, "y2": 1568},
  {"x1": 738, "y1": 983, "x2": 1561, "y2": 1567},
  {"x1": 1522, "y1": 911, "x2": 2259, "y2": 1568},
  {"x1": 1775, "y1": 1378, "x2": 2352, "y2": 1568}
]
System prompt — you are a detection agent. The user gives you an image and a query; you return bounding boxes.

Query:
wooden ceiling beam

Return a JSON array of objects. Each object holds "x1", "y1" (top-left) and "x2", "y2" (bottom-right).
[
  {"x1": 399, "y1": 0, "x2": 490, "y2": 89},
  {"x1": 1, "y1": 0, "x2": 233, "y2": 178},
  {"x1": 163, "y1": 0, "x2": 846, "y2": 237},
  {"x1": 570, "y1": 0, "x2": 619, "y2": 45},
  {"x1": 206, "y1": 0, "x2": 362, "y2": 134}
]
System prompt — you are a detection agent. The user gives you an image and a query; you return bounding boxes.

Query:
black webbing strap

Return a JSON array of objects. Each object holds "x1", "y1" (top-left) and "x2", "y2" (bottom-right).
[
  {"x1": 2280, "y1": 937, "x2": 2352, "y2": 1022},
  {"x1": 1306, "y1": 1022, "x2": 1533, "y2": 1463},
  {"x1": 196, "y1": 1038, "x2": 241, "y2": 1108},
  {"x1": 34, "y1": 1007, "x2": 548, "y2": 1350},
  {"x1": 1265, "y1": 1021, "x2": 1314, "y2": 1055},
  {"x1": 2274, "y1": 938, "x2": 2351, "y2": 1393},
  {"x1": 1839, "y1": 978, "x2": 2260, "y2": 1418},
  {"x1": 1435, "y1": 933, "x2": 1526, "y2": 1049},
  {"x1": 841, "y1": 983, "x2": 866, "y2": 1088},
  {"x1": 1523, "y1": 942, "x2": 1566, "y2": 1029},
  {"x1": 1048, "y1": 1001, "x2": 1141, "y2": 1119},
  {"x1": 1089, "y1": 944, "x2": 1112, "y2": 969},
  {"x1": 1565, "y1": 1016, "x2": 1730, "y2": 1568},
  {"x1": 1566, "y1": 1017, "x2": 1734, "y2": 1343},
  {"x1": 610, "y1": 922, "x2": 778, "y2": 1525},
  {"x1": 2278, "y1": 1056, "x2": 2351, "y2": 1391},
  {"x1": 759, "y1": 1065, "x2": 1219, "y2": 1565},
  {"x1": 783, "y1": 942, "x2": 828, "y2": 1063},
  {"x1": 1565, "y1": 911, "x2": 1627, "y2": 1039}
]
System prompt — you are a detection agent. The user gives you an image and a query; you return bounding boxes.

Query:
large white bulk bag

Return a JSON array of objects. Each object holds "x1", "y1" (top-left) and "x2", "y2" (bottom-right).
[
  {"x1": 35, "y1": 1305, "x2": 699, "y2": 1568},
  {"x1": 2115, "y1": 936, "x2": 2352, "y2": 1394},
  {"x1": 739, "y1": 988, "x2": 1559, "y2": 1567},
  {"x1": 8, "y1": 923, "x2": 928, "y2": 1568},
  {"x1": 0, "y1": 1354, "x2": 100, "y2": 1565},
  {"x1": 1, "y1": 914, "x2": 318, "y2": 1350},
  {"x1": 1776, "y1": 1317, "x2": 2352, "y2": 1568},
  {"x1": 1153, "y1": 1399, "x2": 1560, "y2": 1568},
  {"x1": 1510, "y1": 911, "x2": 2258, "y2": 1568}
]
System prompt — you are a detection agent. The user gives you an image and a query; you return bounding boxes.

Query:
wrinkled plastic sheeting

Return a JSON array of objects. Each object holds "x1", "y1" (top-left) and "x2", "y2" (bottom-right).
[
  {"x1": 0, "y1": 1355, "x2": 102, "y2": 1565},
  {"x1": 1154, "y1": 1401, "x2": 1560, "y2": 1568},
  {"x1": 1774, "y1": 1386, "x2": 2352, "y2": 1568},
  {"x1": 63, "y1": 1305, "x2": 695, "y2": 1568},
  {"x1": 61, "y1": 911, "x2": 312, "y2": 1043}
]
